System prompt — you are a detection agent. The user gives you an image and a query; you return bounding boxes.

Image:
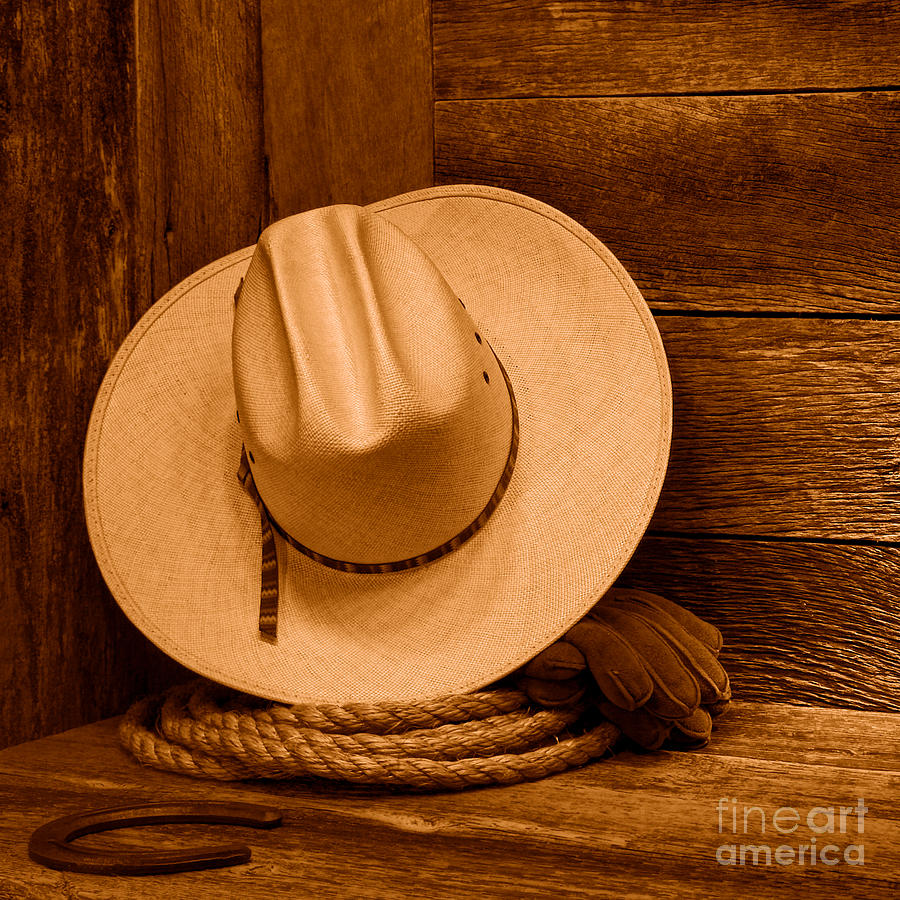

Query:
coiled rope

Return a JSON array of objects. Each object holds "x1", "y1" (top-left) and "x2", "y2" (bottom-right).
[{"x1": 119, "y1": 679, "x2": 620, "y2": 791}]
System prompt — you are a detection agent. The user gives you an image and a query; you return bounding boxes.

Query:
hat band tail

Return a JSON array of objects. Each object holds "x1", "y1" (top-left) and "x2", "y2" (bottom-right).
[{"x1": 237, "y1": 449, "x2": 280, "y2": 642}]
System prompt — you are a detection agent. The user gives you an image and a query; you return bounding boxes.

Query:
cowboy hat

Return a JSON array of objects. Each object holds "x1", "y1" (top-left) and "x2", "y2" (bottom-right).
[{"x1": 83, "y1": 184, "x2": 671, "y2": 704}]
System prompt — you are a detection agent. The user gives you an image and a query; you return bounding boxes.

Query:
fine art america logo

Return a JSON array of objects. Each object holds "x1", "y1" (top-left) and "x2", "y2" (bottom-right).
[{"x1": 716, "y1": 798, "x2": 867, "y2": 867}]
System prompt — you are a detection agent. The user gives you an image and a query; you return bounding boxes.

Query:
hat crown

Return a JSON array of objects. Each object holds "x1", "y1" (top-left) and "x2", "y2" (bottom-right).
[{"x1": 232, "y1": 205, "x2": 514, "y2": 565}]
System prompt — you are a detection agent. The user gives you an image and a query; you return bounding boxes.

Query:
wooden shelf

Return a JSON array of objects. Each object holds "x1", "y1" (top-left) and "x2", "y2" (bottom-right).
[{"x1": 0, "y1": 700, "x2": 896, "y2": 897}]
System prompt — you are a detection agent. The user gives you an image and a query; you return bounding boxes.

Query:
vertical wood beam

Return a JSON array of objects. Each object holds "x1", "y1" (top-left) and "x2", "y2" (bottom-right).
[
  {"x1": 135, "y1": 0, "x2": 269, "y2": 302},
  {"x1": 0, "y1": 0, "x2": 158, "y2": 748},
  {"x1": 261, "y1": 0, "x2": 433, "y2": 217}
]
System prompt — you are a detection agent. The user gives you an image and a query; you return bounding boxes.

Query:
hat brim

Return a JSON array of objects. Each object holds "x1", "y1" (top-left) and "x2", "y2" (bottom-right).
[{"x1": 84, "y1": 185, "x2": 671, "y2": 704}]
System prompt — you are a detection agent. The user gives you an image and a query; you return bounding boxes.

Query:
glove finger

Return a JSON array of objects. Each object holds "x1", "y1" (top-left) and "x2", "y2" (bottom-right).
[
  {"x1": 589, "y1": 606, "x2": 701, "y2": 718},
  {"x1": 517, "y1": 675, "x2": 586, "y2": 707},
  {"x1": 666, "y1": 732, "x2": 710, "y2": 750},
  {"x1": 706, "y1": 693, "x2": 732, "y2": 719},
  {"x1": 616, "y1": 601, "x2": 730, "y2": 704},
  {"x1": 521, "y1": 640, "x2": 586, "y2": 681},
  {"x1": 670, "y1": 707, "x2": 713, "y2": 741},
  {"x1": 604, "y1": 588, "x2": 723, "y2": 652},
  {"x1": 665, "y1": 708, "x2": 714, "y2": 749},
  {"x1": 565, "y1": 620, "x2": 653, "y2": 711},
  {"x1": 596, "y1": 701, "x2": 671, "y2": 751}
]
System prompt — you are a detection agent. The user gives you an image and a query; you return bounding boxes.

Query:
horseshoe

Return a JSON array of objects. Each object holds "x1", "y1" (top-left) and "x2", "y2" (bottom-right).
[{"x1": 28, "y1": 801, "x2": 283, "y2": 875}]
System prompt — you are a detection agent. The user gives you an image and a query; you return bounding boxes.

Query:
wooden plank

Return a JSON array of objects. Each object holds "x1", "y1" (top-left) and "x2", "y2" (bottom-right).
[
  {"x1": 622, "y1": 536, "x2": 900, "y2": 712},
  {"x1": 435, "y1": 93, "x2": 900, "y2": 314},
  {"x1": 433, "y1": 0, "x2": 900, "y2": 99},
  {"x1": 694, "y1": 702, "x2": 900, "y2": 772},
  {"x1": 135, "y1": 0, "x2": 268, "y2": 298},
  {"x1": 650, "y1": 316, "x2": 900, "y2": 540},
  {"x1": 0, "y1": 0, "x2": 192, "y2": 752},
  {"x1": 0, "y1": 705, "x2": 897, "y2": 897},
  {"x1": 260, "y1": 0, "x2": 433, "y2": 218}
]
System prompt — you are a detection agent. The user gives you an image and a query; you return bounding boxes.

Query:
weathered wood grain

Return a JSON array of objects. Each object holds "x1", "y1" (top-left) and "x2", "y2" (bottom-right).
[
  {"x1": 695, "y1": 702, "x2": 900, "y2": 772},
  {"x1": 0, "y1": 0, "x2": 192, "y2": 753},
  {"x1": 434, "y1": 0, "x2": 900, "y2": 99},
  {"x1": 261, "y1": 0, "x2": 433, "y2": 218},
  {"x1": 622, "y1": 536, "x2": 900, "y2": 712},
  {"x1": 435, "y1": 93, "x2": 900, "y2": 313},
  {"x1": 650, "y1": 317, "x2": 900, "y2": 540},
  {"x1": 0, "y1": 705, "x2": 897, "y2": 898},
  {"x1": 135, "y1": 0, "x2": 268, "y2": 299}
]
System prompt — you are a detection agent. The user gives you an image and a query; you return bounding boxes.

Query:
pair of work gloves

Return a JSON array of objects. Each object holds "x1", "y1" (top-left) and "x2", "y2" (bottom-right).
[{"x1": 515, "y1": 588, "x2": 731, "y2": 750}]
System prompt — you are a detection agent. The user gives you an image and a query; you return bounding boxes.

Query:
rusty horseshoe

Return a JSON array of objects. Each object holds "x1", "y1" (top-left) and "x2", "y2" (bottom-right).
[{"x1": 28, "y1": 800, "x2": 283, "y2": 875}]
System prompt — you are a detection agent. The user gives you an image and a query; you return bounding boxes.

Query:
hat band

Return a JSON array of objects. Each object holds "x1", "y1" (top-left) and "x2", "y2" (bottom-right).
[{"x1": 237, "y1": 344, "x2": 520, "y2": 642}]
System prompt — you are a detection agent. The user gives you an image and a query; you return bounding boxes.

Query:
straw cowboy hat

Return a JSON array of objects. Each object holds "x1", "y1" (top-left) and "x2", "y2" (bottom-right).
[{"x1": 83, "y1": 184, "x2": 672, "y2": 705}]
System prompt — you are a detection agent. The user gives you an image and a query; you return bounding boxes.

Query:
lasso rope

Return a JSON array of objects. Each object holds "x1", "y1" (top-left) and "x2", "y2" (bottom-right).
[{"x1": 119, "y1": 679, "x2": 620, "y2": 791}]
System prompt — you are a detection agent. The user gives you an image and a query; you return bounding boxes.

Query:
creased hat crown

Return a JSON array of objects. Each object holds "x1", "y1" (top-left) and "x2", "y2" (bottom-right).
[{"x1": 232, "y1": 204, "x2": 514, "y2": 565}]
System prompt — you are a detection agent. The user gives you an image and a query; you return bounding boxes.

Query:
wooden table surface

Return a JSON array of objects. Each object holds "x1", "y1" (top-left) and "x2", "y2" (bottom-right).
[{"x1": 0, "y1": 700, "x2": 897, "y2": 898}]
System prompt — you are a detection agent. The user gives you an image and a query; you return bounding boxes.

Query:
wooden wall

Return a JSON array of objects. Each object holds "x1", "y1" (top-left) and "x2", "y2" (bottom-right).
[
  {"x1": 0, "y1": 0, "x2": 431, "y2": 749},
  {"x1": 2, "y1": 0, "x2": 898, "y2": 748},
  {"x1": 433, "y1": 0, "x2": 900, "y2": 712}
]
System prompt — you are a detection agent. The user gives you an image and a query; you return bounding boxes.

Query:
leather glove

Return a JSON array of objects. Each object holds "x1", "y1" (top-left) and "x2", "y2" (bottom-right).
[{"x1": 516, "y1": 588, "x2": 731, "y2": 750}]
